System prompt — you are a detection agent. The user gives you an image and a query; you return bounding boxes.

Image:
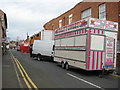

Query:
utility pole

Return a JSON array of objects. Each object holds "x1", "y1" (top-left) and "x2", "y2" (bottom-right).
[{"x1": 27, "y1": 32, "x2": 29, "y2": 40}]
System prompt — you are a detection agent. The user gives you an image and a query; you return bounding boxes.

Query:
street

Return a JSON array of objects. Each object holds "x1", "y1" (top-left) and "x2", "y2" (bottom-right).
[{"x1": 2, "y1": 49, "x2": 119, "y2": 89}]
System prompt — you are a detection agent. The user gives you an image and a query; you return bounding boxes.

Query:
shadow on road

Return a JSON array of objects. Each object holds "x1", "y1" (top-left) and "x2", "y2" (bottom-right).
[{"x1": 56, "y1": 64, "x2": 110, "y2": 77}]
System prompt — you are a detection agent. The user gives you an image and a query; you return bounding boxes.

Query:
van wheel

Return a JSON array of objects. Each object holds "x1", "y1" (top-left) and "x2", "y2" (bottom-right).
[
  {"x1": 37, "y1": 55, "x2": 42, "y2": 61},
  {"x1": 65, "y1": 63, "x2": 69, "y2": 70}
]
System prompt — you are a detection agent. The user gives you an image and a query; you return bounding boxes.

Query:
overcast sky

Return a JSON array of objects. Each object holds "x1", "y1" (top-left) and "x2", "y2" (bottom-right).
[{"x1": 0, "y1": 0, "x2": 83, "y2": 41}]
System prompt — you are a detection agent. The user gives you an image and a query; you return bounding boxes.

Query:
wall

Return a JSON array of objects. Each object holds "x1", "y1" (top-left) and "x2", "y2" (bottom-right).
[{"x1": 43, "y1": 2, "x2": 119, "y2": 39}]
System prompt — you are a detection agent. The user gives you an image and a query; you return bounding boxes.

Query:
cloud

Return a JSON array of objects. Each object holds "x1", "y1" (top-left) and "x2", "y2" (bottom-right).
[{"x1": 0, "y1": 0, "x2": 83, "y2": 40}]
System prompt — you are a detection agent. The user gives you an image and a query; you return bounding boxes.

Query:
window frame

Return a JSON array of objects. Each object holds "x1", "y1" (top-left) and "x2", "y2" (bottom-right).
[
  {"x1": 81, "y1": 8, "x2": 91, "y2": 20},
  {"x1": 59, "y1": 19, "x2": 62, "y2": 28},
  {"x1": 99, "y1": 3, "x2": 106, "y2": 20},
  {"x1": 69, "y1": 14, "x2": 73, "y2": 24}
]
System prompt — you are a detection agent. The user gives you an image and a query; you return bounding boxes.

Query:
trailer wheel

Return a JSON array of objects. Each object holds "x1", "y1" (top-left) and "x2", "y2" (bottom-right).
[
  {"x1": 98, "y1": 73, "x2": 103, "y2": 78},
  {"x1": 99, "y1": 69, "x2": 105, "y2": 78},
  {"x1": 65, "y1": 63, "x2": 69, "y2": 70},
  {"x1": 61, "y1": 62, "x2": 65, "y2": 69},
  {"x1": 112, "y1": 71, "x2": 117, "y2": 75},
  {"x1": 37, "y1": 55, "x2": 42, "y2": 61}
]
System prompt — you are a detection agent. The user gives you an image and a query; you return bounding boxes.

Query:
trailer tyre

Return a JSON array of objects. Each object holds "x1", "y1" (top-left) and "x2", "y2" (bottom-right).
[
  {"x1": 65, "y1": 63, "x2": 69, "y2": 70},
  {"x1": 98, "y1": 73, "x2": 103, "y2": 78},
  {"x1": 61, "y1": 62, "x2": 65, "y2": 69}
]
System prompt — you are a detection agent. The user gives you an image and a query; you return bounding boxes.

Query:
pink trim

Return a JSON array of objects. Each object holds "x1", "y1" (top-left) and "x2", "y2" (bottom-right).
[
  {"x1": 81, "y1": 30, "x2": 82, "y2": 33},
  {"x1": 90, "y1": 29, "x2": 92, "y2": 33},
  {"x1": 105, "y1": 65, "x2": 113, "y2": 66},
  {"x1": 102, "y1": 31, "x2": 104, "y2": 34},
  {"x1": 96, "y1": 52, "x2": 99, "y2": 70},
  {"x1": 98, "y1": 30, "x2": 100, "y2": 34},
  {"x1": 75, "y1": 31, "x2": 77, "y2": 35},
  {"x1": 55, "y1": 46, "x2": 86, "y2": 48},
  {"x1": 83, "y1": 29, "x2": 85, "y2": 33},
  {"x1": 100, "y1": 52, "x2": 103, "y2": 69},
  {"x1": 77, "y1": 31, "x2": 79, "y2": 34},
  {"x1": 85, "y1": 29, "x2": 86, "y2": 33},
  {"x1": 94, "y1": 29, "x2": 96, "y2": 33},
  {"x1": 82, "y1": 30, "x2": 84, "y2": 33},
  {"x1": 92, "y1": 51, "x2": 94, "y2": 70},
  {"x1": 113, "y1": 39, "x2": 115, "y2": 68},
  {"x1": 87, "y1": 29, "x2": 91, "y2": 70},
  {"x1": 79, "y1": 31, "x2": 81, "y2": 34}
]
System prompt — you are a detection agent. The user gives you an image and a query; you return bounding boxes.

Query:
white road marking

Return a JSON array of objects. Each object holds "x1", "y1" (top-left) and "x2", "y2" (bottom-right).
[{"x1": 67, "y1": 73, "x2": 105, "y2": 90}]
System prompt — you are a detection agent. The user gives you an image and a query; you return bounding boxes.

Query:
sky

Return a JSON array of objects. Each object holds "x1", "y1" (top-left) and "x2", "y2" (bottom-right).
[{"x1": 0, "y1": 0, "x2": 83, "y2": 41}]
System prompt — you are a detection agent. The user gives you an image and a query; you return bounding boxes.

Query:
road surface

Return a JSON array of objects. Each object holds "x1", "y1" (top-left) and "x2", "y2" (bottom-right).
[{"x1": 2, "y1": 49, "x2": 119, "y2": 89}]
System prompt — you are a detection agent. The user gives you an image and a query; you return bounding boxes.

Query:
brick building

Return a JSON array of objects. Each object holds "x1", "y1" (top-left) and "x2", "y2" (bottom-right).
[
  {"x1": 43, "y1": 2, "x2": 120, "y2": 66},
  {"x1": 0, "y1": 9, "x2": 8, "y2": 55},
  {"x1": 44, "y1": 2, "x2": 120, "y2": 36}
]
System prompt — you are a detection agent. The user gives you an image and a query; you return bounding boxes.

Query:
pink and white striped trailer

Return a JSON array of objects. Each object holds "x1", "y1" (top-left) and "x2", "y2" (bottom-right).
[{"x1": 54, "y1": 18, "x2": 118, "y2": 71}]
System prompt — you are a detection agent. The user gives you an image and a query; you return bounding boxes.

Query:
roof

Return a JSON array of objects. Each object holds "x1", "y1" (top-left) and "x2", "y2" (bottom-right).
[{"x1": 43, "y1": 1, "x2": 82, "y2": 27}]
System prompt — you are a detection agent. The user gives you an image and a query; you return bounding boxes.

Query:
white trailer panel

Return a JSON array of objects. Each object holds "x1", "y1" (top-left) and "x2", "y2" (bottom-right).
[
  {"x1": 68, "y1": 60, "x2": 86, "y2": 69},
  {"x1": 54, "y1": 57, "x2": 86, "y2": 69},
  {"x1": 55, "y1": 50, "x2": 86, "y2": 61},
  {"x1": 75, "y1": 35, "x2": 87, "y2": 46},
  {"x1": 61, "y1": 37, "x2": 74, "y2": 46},
  {"x1": 55, "y1": 39, "x2": 61, "y2": 46}
]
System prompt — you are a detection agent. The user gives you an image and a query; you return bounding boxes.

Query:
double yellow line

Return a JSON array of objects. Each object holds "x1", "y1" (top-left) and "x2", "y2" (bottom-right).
[
  {"x1": 10, "y1": 52, "x2": 38, "y2": 90},
  {"x1": 111, "y1": 74, "x2": 120, "y2": 77}
]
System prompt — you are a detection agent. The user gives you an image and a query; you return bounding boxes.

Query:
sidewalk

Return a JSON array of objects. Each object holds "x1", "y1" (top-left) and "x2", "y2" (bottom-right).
[{"x1": 2, "y1": 50, "x2": 20, "y2": 88}]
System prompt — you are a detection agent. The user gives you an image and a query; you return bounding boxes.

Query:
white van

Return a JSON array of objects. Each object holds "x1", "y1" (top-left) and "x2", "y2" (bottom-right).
[{"x1": 32, "y1": 40, "x2": 54, "y2": 61}]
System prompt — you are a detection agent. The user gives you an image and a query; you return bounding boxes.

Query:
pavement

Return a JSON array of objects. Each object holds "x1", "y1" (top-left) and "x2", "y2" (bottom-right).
[{"x1": 2, "y1": 50, "x2": 21, "y2": 88}]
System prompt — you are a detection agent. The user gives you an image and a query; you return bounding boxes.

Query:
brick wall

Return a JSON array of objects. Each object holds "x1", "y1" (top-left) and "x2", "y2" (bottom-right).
[{"x1": 44, "y1": 2, "x2": 119, "y2": 38}]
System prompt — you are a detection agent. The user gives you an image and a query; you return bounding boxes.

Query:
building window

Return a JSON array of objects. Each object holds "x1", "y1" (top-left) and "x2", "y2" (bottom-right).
[
  {"x1": 99, "y1": 3, "x2": 106, "y2": 20},
  {"x1": 81, "y1": 8, "x2": 91, "y2": 19},
  {"x1": 69, "y1": 14, "x2": 73, "y2": 24},
  {"x1": 59, "y1": 19, "x2": 62, "y2": 28}
]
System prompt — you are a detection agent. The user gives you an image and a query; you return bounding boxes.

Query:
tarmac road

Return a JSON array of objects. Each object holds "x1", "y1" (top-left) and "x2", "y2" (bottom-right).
[{"x1": 2, "y1": 49, "x2": 119, "y2": 89}]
